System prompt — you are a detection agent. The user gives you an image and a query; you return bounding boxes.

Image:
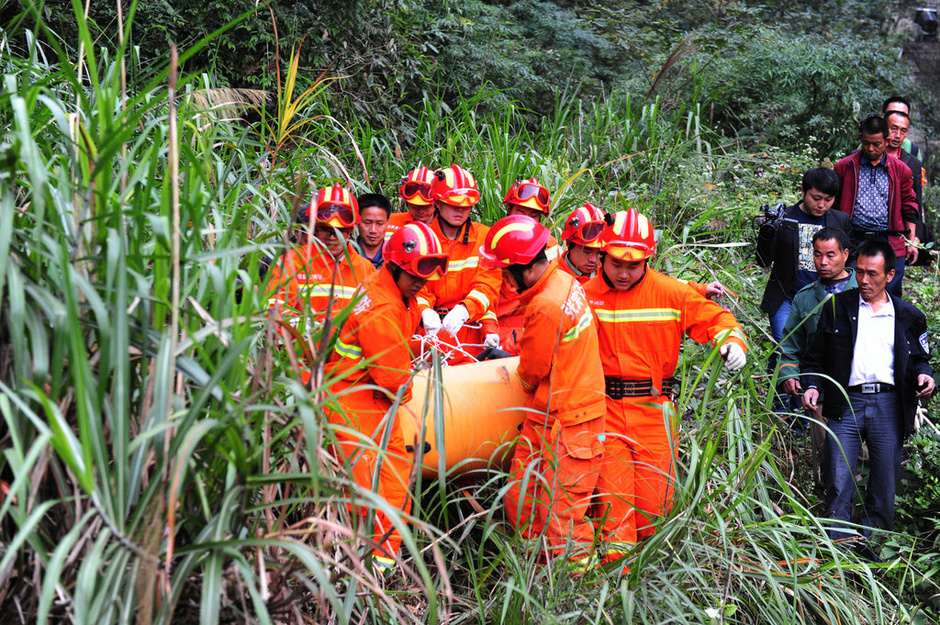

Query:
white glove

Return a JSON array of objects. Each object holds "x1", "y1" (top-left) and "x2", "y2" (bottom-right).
[
  {"x1": 719, "y1": 342, "x2": 746, "y2": 371},
  {"x1": 421, "y1": 308, "x2": 443, "y2": 336},
  {"x1": 440, "y1": 304, "x2": 470, "y2": 336},
  {"x1": 483, "y1": 333, "x2": 500, "y2": 349}
]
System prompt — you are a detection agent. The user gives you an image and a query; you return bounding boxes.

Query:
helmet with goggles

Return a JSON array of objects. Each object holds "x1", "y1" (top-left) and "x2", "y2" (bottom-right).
[
  {"x1": 383, "y1": 222, "x2": 449, "y2": 280},
  {"x1": 313, "y1": 184, "x2": 360, "y2": 228},
  {"x1": 432, "y1": 165, "x2": 480, "y2": 208},
  {"x1": 562, "y1": 203, "x2": 606, "y2": 248},
  {"x1": 600, "y1": 208, "x2": 656, "y2": 261},
  {"x1": 399, "y1": 166, "x2": 436, "y2": 206},
  {"x1": 503, "y1": 177, "x2": 550, "y2": 214}
]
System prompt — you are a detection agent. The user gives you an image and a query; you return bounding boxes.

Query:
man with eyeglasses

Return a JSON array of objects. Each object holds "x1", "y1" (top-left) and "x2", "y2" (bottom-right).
[
  {"x1": 834, "y1": 115, "x2": 920, "y2": 294},
  {"x1": 883, "y1": 110, "x2": 931, "y2": 266},
  {"x1": 266, "y1": 184, "x2": 375, "y2": 322},
  {"x1": 326, "y1": 221, "x2": 449, "y2": 572},
  {"x1": 386, "y1": 166, "x2": 437, "y2": 241},
  {"x1": 416, "y1": 165, "x2": 502, "y2": 361}
]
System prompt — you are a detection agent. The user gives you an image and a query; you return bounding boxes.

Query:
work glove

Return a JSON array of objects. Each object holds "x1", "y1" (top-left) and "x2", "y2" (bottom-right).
[
  {"x1": 483, "y1": 333, "x2": 500, "y2": 349},
  {"x1": 441, "y1": 304, "x2": 470, "y2": 336},
  {"x1": 719, "y1": 342, "x2": 746, "y2": 371},
  {"x1": 421, "y1": 308, "x2": 443, "y2": 336}
]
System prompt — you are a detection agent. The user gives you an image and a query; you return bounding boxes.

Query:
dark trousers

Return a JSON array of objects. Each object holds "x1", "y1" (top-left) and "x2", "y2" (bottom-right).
[{"x1": 823, "y1": 391, "x2": 903, "y2": 540}]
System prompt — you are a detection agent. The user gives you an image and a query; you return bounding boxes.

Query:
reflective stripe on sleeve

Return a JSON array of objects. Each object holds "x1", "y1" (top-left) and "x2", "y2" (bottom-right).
[
  {"x1": 561, "y1": 308, "x2": 593, "y2": 343},
  {"x1": 466, "y1": 289, "x2": 490, "y2": 310},
  {"x1": 298, "y1": 284, "x2": 360, "y2": 300},
  {"x1": 335, "y1": 337, "x2": 363, "y2": 360}
]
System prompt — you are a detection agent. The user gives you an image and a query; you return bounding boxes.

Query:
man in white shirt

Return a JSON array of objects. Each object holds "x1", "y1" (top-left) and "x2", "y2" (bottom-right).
[{"x1": 801, "y1": 239, "x2": 934, "y2": 549}]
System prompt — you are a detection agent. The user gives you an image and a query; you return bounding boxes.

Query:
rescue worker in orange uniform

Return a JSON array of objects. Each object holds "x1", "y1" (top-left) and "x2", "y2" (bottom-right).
[
  {"x1": 583, "y1": 209, "x2": 747, "y2": 556},
  {"x1": 386, "y1": 166, "x2": 437, "y2": 241},
  {"x1": 484, "y1": 178, "x2": 561, "y2": 354},
  {"x1": 417, "y1": 165, "x2": 502, "y2": 361},
  {"x1": 266, "y1": 184, "x2": 375, "y2": 321},
  {"x1": 325, "y1": 221, "x2": 449, "y2": 571},
  {"x1": 559, "y1": 203, "x2": 607, "y2": 283},
  {"x1": 479, "y1": 215, "x2": 606, "y2": 570}
]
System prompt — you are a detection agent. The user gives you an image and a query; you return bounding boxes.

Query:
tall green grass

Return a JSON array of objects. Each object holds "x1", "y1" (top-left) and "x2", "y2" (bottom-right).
[{"x1": 1, "y1": 5, "x2": 934, "y2": 624}]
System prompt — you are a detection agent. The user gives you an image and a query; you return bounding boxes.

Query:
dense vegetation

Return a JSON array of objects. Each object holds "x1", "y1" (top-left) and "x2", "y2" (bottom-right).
[{"x1": 1, "y1": 0, "x2": 939, "y2": 623}]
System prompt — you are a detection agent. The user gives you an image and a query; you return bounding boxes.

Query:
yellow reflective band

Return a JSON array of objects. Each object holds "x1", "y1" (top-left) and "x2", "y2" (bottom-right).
[
  {"x1": 546, "y1": 244, "x2": 560, "y2": 261},
  {"x1": 335, "y1": 337, "x2": 363, "y2": 360},
  {"x1": 594, "y1": 308, "x2": 681, "y2": 323},
  {"x1": 416, "y1": 296, "x2": 431, "y2": 307},
  {"x1": 637, "y1": 214, "x2": 650, "y2": 239},
  {"x1": 613, "y1": 211, "x2": 627, "y2": 233},
  {"x1": 447, "y1": 256, "x2": 480, "y2": 272},
  {"x1": 714, "y1": 327, "x2": 748, "y2": 347},
  {"x1": 299, "y1": 284, "x2": 359, "y2": 299},
  {"x1": 466, "y1": 289, "x2": 489, "y2": 309},
  {"x1": 480, "y1": 310, "x2": 498, "y2": 321},
  {"x1": 561, "y1": 309, "x2": 592, "y2": 343},
  {"x1": 384, "y1": 230, "x2": 394, "y2": 241},
  {"x1": 491, "y1": 222, "x2": 532, "y2": 248}
]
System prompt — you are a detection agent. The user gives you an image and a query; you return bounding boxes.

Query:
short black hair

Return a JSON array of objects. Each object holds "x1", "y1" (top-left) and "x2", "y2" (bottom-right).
[
  {"x1": 812, "y1": 227, "x2": 850, "y2": 253},
  {"x1": 882, "y1": 96, "x2": 911, "y2": 115},
  {"x1": 884, "y1": 109, "x2": 909, "y2": 124},
  {"x1": 859, "y1": 114, "x2": 888, "y2": 138},
  {"x1": 357, "y1": 193, "x2": 392, "y2": 217},
  {"x1": 857, "y1": 238, "x2": 896, "y2": 273},
  {"x1": 801, "y1": 167, "x2": 840, "y2": 197}
]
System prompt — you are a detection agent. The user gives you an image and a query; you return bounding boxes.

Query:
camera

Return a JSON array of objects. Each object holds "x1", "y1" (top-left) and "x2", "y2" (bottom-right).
[{"x1": 760, "y1": 202, "x2": 788, "y2": 225}]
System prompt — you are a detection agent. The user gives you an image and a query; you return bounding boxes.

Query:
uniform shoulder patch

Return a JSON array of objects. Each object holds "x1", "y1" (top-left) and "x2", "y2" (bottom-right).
[{"x1": 920, "y1": 332, "x2": 930, "y2": 355}]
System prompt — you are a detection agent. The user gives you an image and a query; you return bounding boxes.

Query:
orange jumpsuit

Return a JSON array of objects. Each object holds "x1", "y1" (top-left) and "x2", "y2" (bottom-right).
[
  {"x1": 416, "y1": 218, "x2": 501, "y2": 361},
  {"x1": 483, "y1": 237, "x2": 560, "y2": 355},
  {"x1": 325, "y1": 267, "x2": 420, "y2": 562},
  {"x1": 384, "y1": 212, "x2": 413, "y2": 241},
  {"x1": 583, "y1": 268, "x2": 746, "y2": 544},
  {"x1": 265, "y1": 242, "x2": 375, "y2": 319},
  {"x1": 505, "y1": 264, "x2": 606, "y2": 557}
]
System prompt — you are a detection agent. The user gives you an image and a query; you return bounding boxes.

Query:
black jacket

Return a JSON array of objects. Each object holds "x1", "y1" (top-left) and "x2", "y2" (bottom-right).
[
  {"x1": 756, "y1": 203, "x2": 852, "y2": 315},
  {"x1": 802, "y1": 288, "x2": 933, "y2": 435}
]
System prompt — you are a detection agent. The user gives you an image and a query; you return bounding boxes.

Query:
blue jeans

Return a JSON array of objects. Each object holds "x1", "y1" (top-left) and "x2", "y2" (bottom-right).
[
  {"x1": 769, "y1": 299, "x2": 793, "y2": 344},
  {"x1": 823, "y1": 391, "x2": 903, "y2": 540}
]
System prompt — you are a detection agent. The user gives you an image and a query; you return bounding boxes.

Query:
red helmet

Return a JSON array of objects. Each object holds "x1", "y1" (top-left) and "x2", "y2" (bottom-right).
[
  {"x1": 432, "y1": 165, "x2": 480, "y2": 207},
  {"x1": 399, "y1": 166, "x2": 436, "y2": 206},
  {"x1": 562, "y1": 203, "x2": 606, "y2": 248},
  {"x1": 479, "y1": 214, "x2": 550, "y2": 268},
  {"x1": 383, "y1": 222, "x2": 449, "y2": 280},
  {"x1": 503, "y1": 177, "x2": 550, "y2": 214},
  {"x1": 600, "y1": 208, "x2": 656, "y2": 261},
  {"x1": 314, "y1": 184, "x2": 359, "y2": 228}
]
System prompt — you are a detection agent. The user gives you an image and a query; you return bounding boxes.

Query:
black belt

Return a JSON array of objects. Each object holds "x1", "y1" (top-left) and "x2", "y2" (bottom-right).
[
  {"x1": 847, "y1": 383, "x2": 895, "y2": 394},
  {"x1": 605, "y1": 377, "x2": 679, "y2": 400}
]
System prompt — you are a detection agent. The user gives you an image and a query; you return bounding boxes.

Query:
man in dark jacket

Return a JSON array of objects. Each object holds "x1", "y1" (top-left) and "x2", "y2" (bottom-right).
[
  {"x1": 801, "y1": 239, "x2": 934, "y2": 544},
  {"x1": 757, "y1": 167, "x2": 849, "y2": 343},
  {"x1": 834, "y1": 114, "x2": 920, "y2": 295}
]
